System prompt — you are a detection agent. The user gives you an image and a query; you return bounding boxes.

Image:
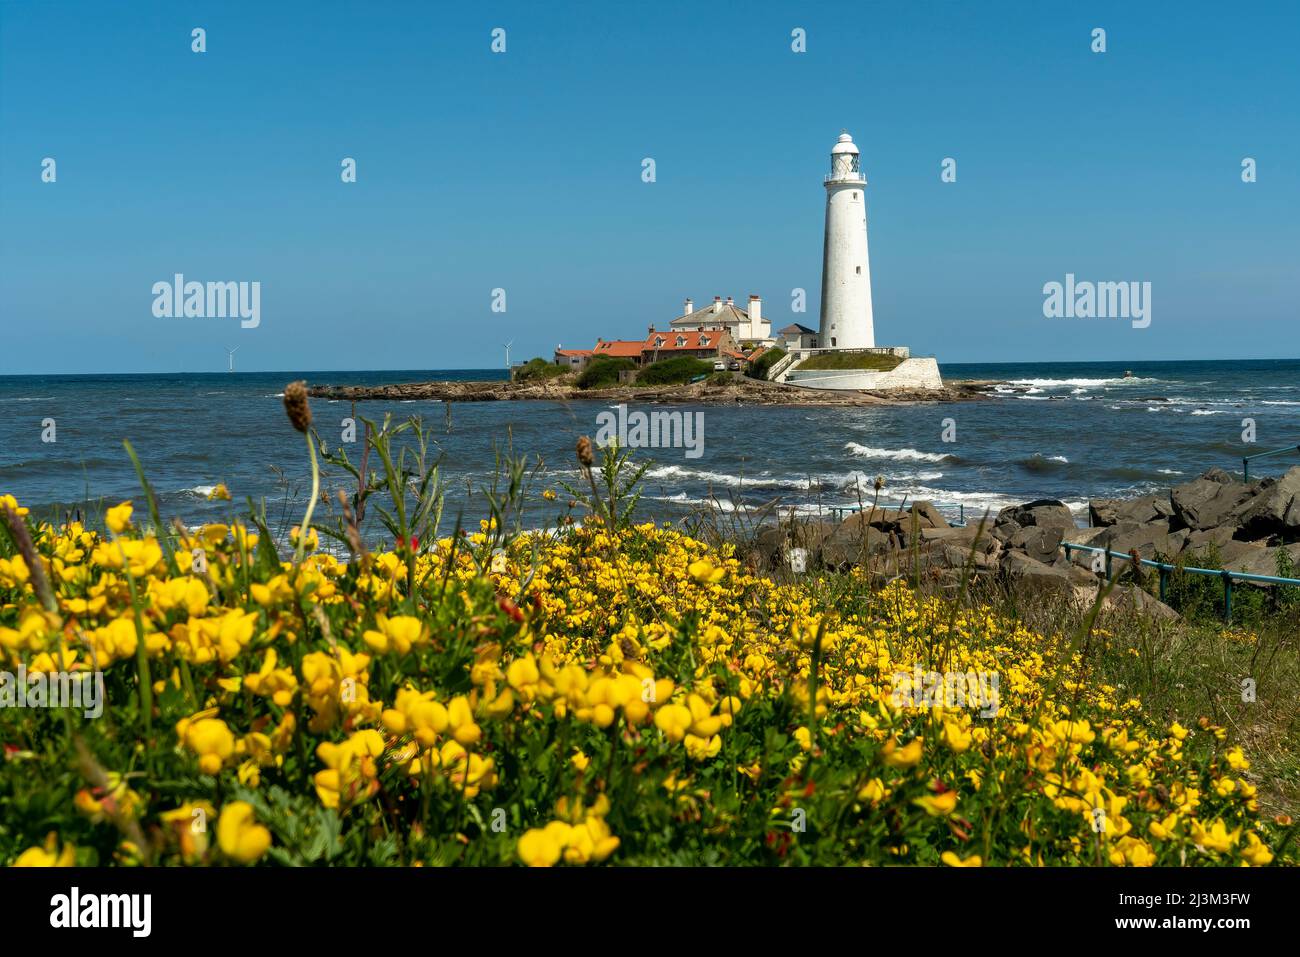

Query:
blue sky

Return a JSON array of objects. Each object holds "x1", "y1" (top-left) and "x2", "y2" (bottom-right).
[{"x1": 1, "y1": 0, "x2": 1296, "y2": 374}]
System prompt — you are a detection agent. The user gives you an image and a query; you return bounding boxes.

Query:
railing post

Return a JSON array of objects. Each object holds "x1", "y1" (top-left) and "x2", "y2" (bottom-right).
[
  {"x1": 1243, "y1": 458, "x2": 1249, "y2": 483},
  {"x1": 1222, "y1": 571, "x2": 1233, "y2": 622},
  {"x1": 1158, "y1": 567, "x2": 1168, "y2": 602}
]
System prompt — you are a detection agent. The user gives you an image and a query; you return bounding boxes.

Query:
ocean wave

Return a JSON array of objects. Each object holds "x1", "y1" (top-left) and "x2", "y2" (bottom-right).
[
  {"x1": 1190, "y1": 410, "x2": 1227, "y2": 416},
  {"x1": 1018, "y1": 453, "x2": 1069, "y2": 473},
  {"x1": 844, "y1": 443, "x2": 952, "y2": 463},
  {"x1": 1010, "y1": 377, "x2": 1157, "y2": 388}
]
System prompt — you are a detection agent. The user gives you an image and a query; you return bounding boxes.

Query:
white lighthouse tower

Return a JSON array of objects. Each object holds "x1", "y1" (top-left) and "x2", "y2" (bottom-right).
[{"x1": 818, "y1": 131, "x2": 875, "y2": 350}]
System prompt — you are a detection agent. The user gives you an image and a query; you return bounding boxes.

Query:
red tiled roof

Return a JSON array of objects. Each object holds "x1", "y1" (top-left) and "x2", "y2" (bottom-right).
[
  {"x1": 554, "y1": 349, "x2": 593, "y2": 357},
  {"x1": 592, "y1": 340, "x2": 644, "y2": 358},
  {"x1": 642, "y1": 330, "x2": 725, "y2": 351}
]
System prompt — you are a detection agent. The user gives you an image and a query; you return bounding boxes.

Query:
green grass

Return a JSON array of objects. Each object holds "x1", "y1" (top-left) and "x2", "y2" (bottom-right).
[
  {"x1": 514, "y1": 357, "x2": 569, "y2": 383},
  {"x1": 796, "y1": 352, "x2": 903, "y2": 372},
  {"x1": 637, "y1": 356, "x2": 714, "y2": 385},
  {"x1": 576, "y1": 357, "x2": 635, "y2": 389}
]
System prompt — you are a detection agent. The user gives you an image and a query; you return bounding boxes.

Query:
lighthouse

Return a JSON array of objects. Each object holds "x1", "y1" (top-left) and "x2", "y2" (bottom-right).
[{"x1": 818, "y1": 131, "x2": 875, "y2": 350}]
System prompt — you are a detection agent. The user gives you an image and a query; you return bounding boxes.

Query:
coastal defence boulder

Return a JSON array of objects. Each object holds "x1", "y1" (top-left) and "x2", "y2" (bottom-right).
[
  {"x1": 1170, "y1": 472, "x2": 1256, "y2": 531},
  {"x1": 995, "y1": 499, "x2": 1077, "y2": 531},
  {"x1": 1233, "y1": 466, "x2": 1300, "y2": 540},
  {"x1": 1089, "y1": 494, "x2": 1175, "y2": 528}
]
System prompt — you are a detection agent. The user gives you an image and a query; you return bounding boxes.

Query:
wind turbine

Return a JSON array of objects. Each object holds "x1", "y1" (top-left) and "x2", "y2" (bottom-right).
[
  {"x1": 503, "y1": 340, "x2": 514, "y2": 369},
  {"x1": 226, "y1": 346, "x2": 239, "y2": 373}
]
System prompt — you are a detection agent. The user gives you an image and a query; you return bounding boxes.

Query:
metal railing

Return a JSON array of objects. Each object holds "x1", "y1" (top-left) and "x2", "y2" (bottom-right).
[
  {"x1": 1061, "y1": 541, "x2": 1300, "y2": 622},
  {"x1": 1243, "y1": 441, "x2": 1300, "y2": 482},
  {"x1": 826, "y1": 501, "x2": 967, "y2": 526}
]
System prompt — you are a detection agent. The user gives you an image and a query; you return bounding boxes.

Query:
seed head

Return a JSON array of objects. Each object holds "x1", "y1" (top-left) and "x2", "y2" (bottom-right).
[
  {"x1": 283, "y1": 381, "x2": 312, "y2": 433},
  {"x1": 576, "y1": 435, "x2": 594, "y2": 469}
]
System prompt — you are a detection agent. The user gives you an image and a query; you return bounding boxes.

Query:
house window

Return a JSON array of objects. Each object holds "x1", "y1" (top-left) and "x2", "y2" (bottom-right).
[
  {"x1": 831, "y1": 338, "x2": 837, "y2": 347},
  {"x1": 700, "y1": 335, "x2": 710, "y2": 346},
  {"x1": 676, "y1": 336, "x2": 686, "y2": 347},
  {"x1": 655, "y1": 337, "x2": 665, "y2": 348}
]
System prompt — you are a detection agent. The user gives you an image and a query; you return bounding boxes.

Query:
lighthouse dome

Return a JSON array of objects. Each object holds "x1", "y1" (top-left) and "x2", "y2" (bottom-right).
[{"x1": 831, "y1": 132, "x2": 859, "y2": 154}]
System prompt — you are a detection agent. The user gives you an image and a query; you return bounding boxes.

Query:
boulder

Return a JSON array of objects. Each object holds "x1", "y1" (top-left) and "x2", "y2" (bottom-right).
[
  {"x1": 1233, "y1": 466, "x2": 1300, "y2": 540},
  {"x1": 1088, "y1": 499, "x2": 1121, "y2": 527},
  {"x1": 820, "y1": 524, "x2": 893, "y2": 568},
  {"x1": 1100, "y1": 584, "x2": 1181, "y2": 621},
  {"x1": 908, "y1": 501, "x2": 950, "y2": 530},
  {"x1": 1170, "y1": 476, "x2": 1255, "y2": 531},
  {"x1": 996, "y1": 499, "x2": 1078, "y2": 531},
  {"x1": 755, "y1": 521, "x2": 837, "y2": 570},
  {"x1": 1009, "y1": 525, "x2": 1064, "y2": 564},
  {"x1": 1222, "y1": 542, "x2": 1300, "y2": 580},
  {"x1": 1101, "y1": 522, "x2": 1188, "y2": 560},
  {"x1": 999, "y1": 550, "x2": 1094, "y2": 596},
  {"x1": 1184, "y1": 526, "x2": 1235, "y2": 551}
]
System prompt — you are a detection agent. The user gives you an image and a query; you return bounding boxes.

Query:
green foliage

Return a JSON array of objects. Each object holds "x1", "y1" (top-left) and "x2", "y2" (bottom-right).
[
  {"x1": 514, "y1": 357, "x2": 568, "y2": 382},
  {"x1": 576, "y1": 357, "x2": 635, "y2": 389},
  {"x1": 797, "y1": 351, "x2": 903, "y2": 372},
  {"x1": 637, "y1": 355, "x2": 713, "y2": 385},
  {"x1": 747, "y1": 347, "x2": 786, "y2": 380}
]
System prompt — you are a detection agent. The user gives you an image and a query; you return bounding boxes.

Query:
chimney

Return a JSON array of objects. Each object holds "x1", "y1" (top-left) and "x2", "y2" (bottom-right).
[
  {"x1": 748, "y1": 295, "x2": 762, "y2": 326},
  {"x1": 683, "y1": 298, "x2": 693, "y2": 317},
  {"x1": 648, "y1": 324, "x2": 655, "y2": 335},
  {"x1": 712, "y1": 296, "x2": 722, "y2": 314},
  {"x1": 725, "y1": 296, "x2": 734, "y2": 307}
]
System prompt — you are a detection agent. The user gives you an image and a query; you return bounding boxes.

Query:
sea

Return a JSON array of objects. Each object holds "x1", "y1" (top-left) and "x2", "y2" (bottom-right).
[{"x1": 1, "y1": 360, "x2": 1297, "y2": 538}]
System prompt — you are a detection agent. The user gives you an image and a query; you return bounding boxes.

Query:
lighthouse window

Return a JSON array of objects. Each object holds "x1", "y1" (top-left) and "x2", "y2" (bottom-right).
[
  {"x1": 856, "y1": 266, "x2": 861, "y2": 274},
  {"x1": 853, "y1": 192, "x2": 858, "y2": 199}
]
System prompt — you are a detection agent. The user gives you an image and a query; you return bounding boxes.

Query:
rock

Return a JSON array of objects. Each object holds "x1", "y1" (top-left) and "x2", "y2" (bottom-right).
[
  {"x1": 1222, "y1": 543, "x2": 1300, "y2": 580},
  {"x1": 909, "y1": 501, "x2": 950, "y2": 530},
  {"x1": 996, "y1": 499, "x2": 1078, "y2": 531},
  {"x1": 1101, "y1": 522, "x2": 1188, "y2": 560},
  {"x1": 1183, "y1": 539, "x2": 1267, "y2": 570},
  {"x1": 1009, "y1": 525, "x2": 1064, "y2": 564},
  {"x1": 820, "y1": 524, "x2": 893, "y2": 568},
  {"x1": 755, "y1": 522, "x2": 837, "y2": 570},
  {"x1": 1170, "y1": 477, "x2": 1255, "y2": 531},
  {"x1": 991, "y1": 519, "x2": 1021, "y2": 545},
  {"x1": 1116, "y1": 494, "x2": 1175, "y2": 526},
  {"x1": 1185, "y1": 526, "x2": 1235, "y2": 551},
  {"x1": 999, "y1": 550, "x2": 1093, "y2": 596},
  {"x1": 1088, "y1": 499, "x2": 1121, "y2": 527},
  {"x1": 1201, "y1": 467, "x2": 1240, "y2": 484},
  {"x1": 1100, "y1": 584, "x2": 1181, "y2": 621},
  {"x1": 1089, "y1": 495, "x2": 1174, "y2": 527},
  {"x1": 1233, "y1": 466, "x2": 1300, "y2": 540}
]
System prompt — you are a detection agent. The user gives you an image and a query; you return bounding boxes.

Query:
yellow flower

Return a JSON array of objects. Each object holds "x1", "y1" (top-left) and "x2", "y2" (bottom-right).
[
  {"x1": 687, "y1": 559, "x2": 725, "y2": 584},
  {"x1": 1240, "y1": 832, "x2": 1274, "y2": 866},
  {"x1": 183, "y1": 716, "x2": 236, "y2": 775},
  {"x1": 941, "y1": 851, "x2": 982, "y2": 867},
  {"x1": 913, "y1": 790, "x2": 959, "y2": 817},
  {"x1": 13, "y1": 832, "x2": 76, "y2": 867},
  {"x1": 363, "y1": 614, "x2": 428, "y2": 655},
  {"x1": 654, "y1": 703, "x2": 692, "y2": 743},
  {"x1": 105, "y1": 501, "x2": 133, "y2": 534},
  {"x1": 217, "y1": 802, "x2": 271, "y2": 864},
  {"x1": 1190, "y1": 818, "x2": 1240, "y2": 854},
  {"x1": 518, "y1": 824, "x2": 566, "y2": 867},
  {"x1": 207, "y1": 483, "x2": 231, "y2": 501},
  {"x1": 882, "y1": 736, "x2": 923, "y2": 768}
]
